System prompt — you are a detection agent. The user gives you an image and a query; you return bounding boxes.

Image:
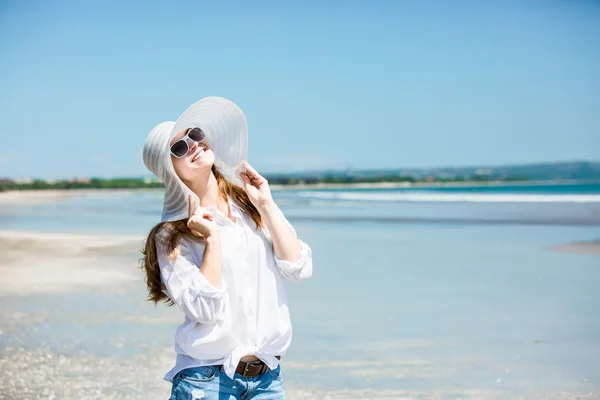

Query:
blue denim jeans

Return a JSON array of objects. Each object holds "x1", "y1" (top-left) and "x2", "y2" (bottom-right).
[{"x1": 169, "y1": 365, "x2": 284, "y2": 400}]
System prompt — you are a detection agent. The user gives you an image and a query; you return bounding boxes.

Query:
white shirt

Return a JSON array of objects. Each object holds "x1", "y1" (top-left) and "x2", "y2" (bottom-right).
[{"x1": 158, "y1": 197, "x2": 313, "y2": 381}]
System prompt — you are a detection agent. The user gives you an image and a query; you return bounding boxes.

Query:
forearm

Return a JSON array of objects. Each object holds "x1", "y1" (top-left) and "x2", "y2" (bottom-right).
[
  {"x1": 260, "y1": 201, "x2": 302, "y2": 262},
  {"x1": 199, "y1": 235, "x2": 222, "y2": 288}
]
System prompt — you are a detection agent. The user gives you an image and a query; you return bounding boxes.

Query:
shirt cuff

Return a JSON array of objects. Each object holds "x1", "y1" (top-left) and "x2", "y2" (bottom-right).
[
  {"x1": 188, "y1": 273, "x2": 226, "y2": 299},
  {"x1": 274, "y1": 241, "x2": 311, "y2": 273}
]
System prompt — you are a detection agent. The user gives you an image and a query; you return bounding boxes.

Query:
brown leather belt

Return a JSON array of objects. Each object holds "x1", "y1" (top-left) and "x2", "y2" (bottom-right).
[{"x1": 233, "y1": 356, "x2": 280, "y2": 378}]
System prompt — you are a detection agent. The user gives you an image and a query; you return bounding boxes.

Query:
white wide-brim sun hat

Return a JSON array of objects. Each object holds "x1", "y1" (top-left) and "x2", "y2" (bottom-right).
[{"x1": 143, "y1": 97, "x2": 248, "y2": 222}]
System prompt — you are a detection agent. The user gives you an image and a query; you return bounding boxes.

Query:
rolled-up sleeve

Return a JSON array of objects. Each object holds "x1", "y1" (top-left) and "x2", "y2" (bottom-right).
[
  {"x1": 273, "y1": 214, "x2": 313, "y2": 283},
  {"x1": 157, "y1": 240, "x2": 228, "y2": 324}
]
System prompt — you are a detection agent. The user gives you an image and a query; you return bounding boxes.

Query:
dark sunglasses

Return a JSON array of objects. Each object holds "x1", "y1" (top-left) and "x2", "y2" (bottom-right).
[{"x1": 170, "y1": 127, "x2": 206, "y2": 158}]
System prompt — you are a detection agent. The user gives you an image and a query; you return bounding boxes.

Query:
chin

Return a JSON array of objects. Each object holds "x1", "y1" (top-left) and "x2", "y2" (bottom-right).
[{"x1": 190, "y1": 157, "x2": 215, "y2": 171}]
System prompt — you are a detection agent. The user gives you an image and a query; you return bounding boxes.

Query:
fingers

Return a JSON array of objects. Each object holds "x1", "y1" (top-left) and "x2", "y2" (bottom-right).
[
  {"x1": 240, "y1": 172, "x2": 255, "y2": 191},
  {"x1": 240, "y1": 172, "x2": 251, "y2": 186},
  {"x1": 196, "y1": 208, "x2": 214, "y2": 218},
  {"x1": 188, "y1": 195, "x2": 215, "y2": 221},
  {"x1": 243, "y1": 163, "x2": 262, "y2": 181},
  {"x1": 188, "y1": 195, "x2": 195, "y2": 219},
  {"x1": 241, "y1": 171, "x2": 261, "y2": 186},
  {"x1": 244, "y1": 162, "x2": 256, "y2": 174}
]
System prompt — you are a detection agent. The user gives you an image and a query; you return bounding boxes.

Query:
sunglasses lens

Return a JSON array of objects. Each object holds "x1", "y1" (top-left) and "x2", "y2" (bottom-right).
[
  {"x1": 188, "y1": 127, "x2": 205, "y2": 142},
  {"x1": 171, "y1": 140, "x2": 188, "y2": 158}
]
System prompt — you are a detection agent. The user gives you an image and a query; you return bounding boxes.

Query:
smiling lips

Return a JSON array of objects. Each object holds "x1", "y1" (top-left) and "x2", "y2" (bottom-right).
[{"x1": 192, "y1": 146, "x2": 207, "y2": 162}]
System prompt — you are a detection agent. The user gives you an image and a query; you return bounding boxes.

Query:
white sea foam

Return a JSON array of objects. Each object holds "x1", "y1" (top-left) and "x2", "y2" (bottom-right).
[{"x1": 297, "y1": 191, "x2": 600, "y2": 203}]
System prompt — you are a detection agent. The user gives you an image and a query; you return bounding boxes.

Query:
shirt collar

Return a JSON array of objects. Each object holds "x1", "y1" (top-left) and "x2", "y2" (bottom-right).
[
  {"x1": 228, "y1": 198, "x2": 243, "y2": 220},
  {"x1": 206, "y1": 197, "x2": 243, "y2": 226}
]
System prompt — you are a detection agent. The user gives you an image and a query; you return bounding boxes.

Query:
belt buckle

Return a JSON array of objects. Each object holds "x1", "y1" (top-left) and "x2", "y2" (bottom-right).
[
  {"x1": 242, "y1": 361, "x2": 262, "y2": 378},
  {"x1": 242, "y1": 363, "x2": 251, "y2": 378}
]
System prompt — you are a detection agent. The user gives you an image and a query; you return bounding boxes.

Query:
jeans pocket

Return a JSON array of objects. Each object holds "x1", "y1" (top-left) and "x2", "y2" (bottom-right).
[
  {"x1": 179, "y1": 366, "x2": 220, "y2": 383},
  {"x1": 171, "y1": 369, "x2": 219, "y2": 400}
]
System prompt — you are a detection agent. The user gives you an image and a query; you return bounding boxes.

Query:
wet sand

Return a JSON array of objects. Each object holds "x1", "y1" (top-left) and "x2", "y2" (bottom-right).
[
  {"x1": 552, "y1": 241, "x2": 600, "y2": 255},
  {"x1": 0, "y1": 189, "x2": 161, "y2": 206},
  {"x1": 0, "y1": 231, "x2": 143, "y2": 296}
]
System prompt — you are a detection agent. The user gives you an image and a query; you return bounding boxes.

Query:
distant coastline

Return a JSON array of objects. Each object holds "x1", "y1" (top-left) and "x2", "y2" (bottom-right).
[{"x1": 3, "y1": 161, "x2": 599, "y2": 192}]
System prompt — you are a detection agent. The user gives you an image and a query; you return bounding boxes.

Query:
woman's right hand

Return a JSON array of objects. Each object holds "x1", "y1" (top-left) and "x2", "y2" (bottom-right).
[{"x1": 187, "y1": 195, "x2": 219, "y2": 239}]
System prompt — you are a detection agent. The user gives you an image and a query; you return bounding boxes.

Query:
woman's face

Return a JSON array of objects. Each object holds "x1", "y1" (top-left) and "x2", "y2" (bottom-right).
[{"x1": 170, "y1": 128, "x2": 215, "y2": 182}]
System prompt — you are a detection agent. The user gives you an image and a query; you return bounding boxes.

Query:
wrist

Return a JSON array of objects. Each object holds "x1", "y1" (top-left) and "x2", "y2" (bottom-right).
[
  {"x1": 257, "y1": 200, "x2": 279, "y2": 217},
  {"x1": 204, "y1": 232, "x2": 221, "y2": 245}
]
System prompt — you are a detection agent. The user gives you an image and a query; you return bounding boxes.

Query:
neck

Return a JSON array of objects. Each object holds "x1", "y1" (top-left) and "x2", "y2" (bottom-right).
[{"x1": 186, "y1": 171, "x2": 223, "y2": 209}]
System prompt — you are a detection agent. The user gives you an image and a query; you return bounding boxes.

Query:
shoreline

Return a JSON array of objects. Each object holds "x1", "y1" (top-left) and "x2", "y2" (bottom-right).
[
  {"x1": 0, "y1": 180, "x2": 597, "y2": 207},
  {"x1": 271, "y1": 178, "x2": 599, "y2": 191},
  {"x1": 0, "y1": 179, "x2": 596, "y2": 199}
]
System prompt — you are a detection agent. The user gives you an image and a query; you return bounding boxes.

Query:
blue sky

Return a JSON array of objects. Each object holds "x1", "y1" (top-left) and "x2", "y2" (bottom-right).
[{"x1": 1, "y1": 0, "x2": 599, "y2": 179}]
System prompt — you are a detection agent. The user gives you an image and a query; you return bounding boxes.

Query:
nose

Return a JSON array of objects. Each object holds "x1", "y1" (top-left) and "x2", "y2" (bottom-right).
[{"x1": 187, "y1": 138, "x2": 199, "y2": 153}]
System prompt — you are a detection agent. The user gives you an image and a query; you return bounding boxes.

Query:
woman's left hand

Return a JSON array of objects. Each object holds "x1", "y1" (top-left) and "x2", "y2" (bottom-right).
[{"x1": 239, "y1": 162, "x2": 274, "y2": 211}]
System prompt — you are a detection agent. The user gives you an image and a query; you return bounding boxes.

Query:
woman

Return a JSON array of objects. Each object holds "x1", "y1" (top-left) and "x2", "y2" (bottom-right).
[{"x1": 141, "y1": 97, "x2": 313, "y2": 400}]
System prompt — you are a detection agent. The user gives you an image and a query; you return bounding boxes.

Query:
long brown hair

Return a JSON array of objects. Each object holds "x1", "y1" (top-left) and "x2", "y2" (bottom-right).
[{"x1": 140, "y1": 165, "x2": 263, "y2": 305}]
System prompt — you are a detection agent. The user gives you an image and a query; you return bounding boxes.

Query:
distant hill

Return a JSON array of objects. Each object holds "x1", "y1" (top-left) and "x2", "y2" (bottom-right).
[
  {"x1": 266, "y1": 161, "x2": 600, "y2": 182},
  {"x1": 399, "y1": 161, "x2": 600, "y2": 181}
]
